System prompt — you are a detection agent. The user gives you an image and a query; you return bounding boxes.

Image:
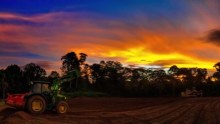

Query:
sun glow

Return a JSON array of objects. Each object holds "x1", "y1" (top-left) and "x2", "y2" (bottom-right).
[{"x1": 101, "y1": 47, "x2": 215, "y2": 69}]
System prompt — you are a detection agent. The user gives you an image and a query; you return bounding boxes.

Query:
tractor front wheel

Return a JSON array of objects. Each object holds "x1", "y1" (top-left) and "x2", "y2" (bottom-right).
[
  {"x1": 27, "y1": 96, "x2": 46, "y2": 114},
  {"x1": 56, "y1": 101, "x2": 69, "y2": 114}
]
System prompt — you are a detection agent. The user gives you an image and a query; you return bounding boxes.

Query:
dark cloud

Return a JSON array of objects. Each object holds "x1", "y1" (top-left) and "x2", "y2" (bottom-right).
[
  {"x1": 206, "y1": 29, "x2": 220, "y2": 45},
  {"x1": 148, "y1": 59, "x2": 190, "y2": 67},
  {"x1": 0, "y1": 41, "x2": 42, "y2": 58},
  {"x1": 0, "y1": 18, "x2": 42, "y2": 26},
  {"x1": 0, "y1": 51, "x2": 42, "y2": 58}
]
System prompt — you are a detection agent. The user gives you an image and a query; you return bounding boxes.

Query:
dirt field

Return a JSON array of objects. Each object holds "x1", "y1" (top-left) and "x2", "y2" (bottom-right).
[{"x1": 1, "y1": 97, "x2": 220, "y2": 124}]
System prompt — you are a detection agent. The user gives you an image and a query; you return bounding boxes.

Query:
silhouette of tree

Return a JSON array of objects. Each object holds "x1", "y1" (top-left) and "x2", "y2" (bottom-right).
[
  {"x1": 48, "y1": 71, "x2": 60, "y2": 83},
  {"x1": 167, "y1": 65, "x2": 207, "y2": 95},
  {"x1": 167, "y1": 65, "x2": 184, "y2": 96},
  {"x1": 0, "y1": 69, "x2": 5, "y2": 98},
  {"x1": 61, "y1": 52, "x2": 88, "y2": 91},
  {"x1": 124, "y1": 68, "x2": 151, "y2": 96},
  {"x1": 91, "y1": 61, "x2": 124, "y2": 94},
  {"x1": 79, "y1": 53, "x2": 87, "y2": 64},
  {"x1": 49, "y1": 71, "x2": 60, "y2": 78},
  {"x1": 168, "y1": 65, "x2": 179, "y2": 75},
  {"x1": 61, "y1": 52, "x2": 80, "y2": 73},
  {"x1": 79, "y1": 64, "x2": 91, "y2": 90},
  {"x1": 90, "y1": 63, "x2": 103, "y2": 83},
  {"x1": 195, "y1": 68, "x2": 207, "y2": 83},
  {"x1": 213, "y1": 72, "x2": 220, "y2": 81},
  {"x1": 23, "y1": 63, "x2": 46, "y2": 82},
  {"x1": 3, "y1": 52, "x2": 220, "y2": 97},
  {"x1": 78, "y1": 53, "x2": 89, "y2": 90},
  {"x1": 5, "y1": 65, "x2": 23, "y2": 93},
  {"x1": 148, "y1": 70, "x2": 168, "y2": 96},
  {"x1": 214, "y1": 62, "x2": 220, "y2": 72},
  {"x1": 212, "y1": 62, "x2": 220, "y2": 81}
]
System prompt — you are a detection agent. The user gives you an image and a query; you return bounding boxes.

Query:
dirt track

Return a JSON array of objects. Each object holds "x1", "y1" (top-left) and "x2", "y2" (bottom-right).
[{"x1": 1, "y1": 97, "x2": 220, "y2": 124}]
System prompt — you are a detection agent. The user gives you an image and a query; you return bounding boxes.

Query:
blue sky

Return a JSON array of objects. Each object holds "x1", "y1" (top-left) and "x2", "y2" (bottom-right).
[{"x1": 0, "y1": 0, "x2": 187, "y2": 17}]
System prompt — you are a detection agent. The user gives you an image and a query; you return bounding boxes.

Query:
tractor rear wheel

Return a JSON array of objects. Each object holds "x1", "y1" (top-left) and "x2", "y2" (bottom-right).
[
  {"x1": 56, "y1": 101, "x2": 69, "y2": 114},
  {"x1": 27, "y1": 95, "x2": 46, "y2": 114}
]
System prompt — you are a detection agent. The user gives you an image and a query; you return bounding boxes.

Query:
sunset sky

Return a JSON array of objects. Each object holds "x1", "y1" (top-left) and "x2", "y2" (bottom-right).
[{"x1": 0, "y1": 0, "x2": 220, "y2": 74}]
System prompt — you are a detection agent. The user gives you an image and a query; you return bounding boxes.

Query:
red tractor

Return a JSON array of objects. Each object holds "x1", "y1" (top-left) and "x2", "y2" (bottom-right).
[{"x1": 5, "y1": 81, "x2": 69, "y2": 114}]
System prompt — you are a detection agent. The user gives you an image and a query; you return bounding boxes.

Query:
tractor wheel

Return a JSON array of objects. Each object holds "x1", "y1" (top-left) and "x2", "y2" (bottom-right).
[
  {"x1": 56, "y1": 101, "x2": 69, "y2": 114},
  {"x1": 27, "y1": 95, "x2": 46, "y2": 114}
]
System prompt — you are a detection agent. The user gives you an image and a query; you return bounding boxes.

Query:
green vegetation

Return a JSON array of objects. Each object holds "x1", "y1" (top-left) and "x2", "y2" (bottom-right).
[{"x1": 1, "y1": 51, "x2": 220, "y2": 98}]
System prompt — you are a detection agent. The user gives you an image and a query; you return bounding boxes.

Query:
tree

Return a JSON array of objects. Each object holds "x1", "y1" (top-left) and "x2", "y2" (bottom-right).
[
  {"x1": 213, "y1": 62, "x2": 220, "y2": 81},
  {"x1": 0, "y1": 69, "x2": 5, "y2": 98},
  {"x1": 23, "y1": 63, "x2": 46, "y2": 82},
  {"x1": 90, "y1": 61, "x2": 124, "y2": 95},
  {"x1": 214, "y1": 62, "x2": 220, "y2": 72},
  {"x1": 61, "y1": 52, "x2": 80, "y2": 73},
  {"x1": 168, "y1": 65, "x2": 179, "y2": 75},
  {"x1": 5, "y1": 65, "x2": 23, "y2": 93},
  {"x1": 90, "y1": 63, "x2": 103, "y2": 83},
  {"x1": 167, "y1": 65, "x2": 183, "y2": 96},
  {"x1": 61, "y1": 52, "x2": 87, "y2": 91},
  {"x1": 48, "y1": 71, "x2": 60, "y2": 83},
  {"x1": 194, "y1": 68, "x2": 207, "y2": 83},
  {"x1": 79, "y1": 53, "x2": 87, "y2": 64}
]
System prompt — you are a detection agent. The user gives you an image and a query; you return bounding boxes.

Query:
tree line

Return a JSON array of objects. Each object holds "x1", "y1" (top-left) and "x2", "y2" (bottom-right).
[{"x1": 1, "y1": 51, "x2": 220, "y2": 98}]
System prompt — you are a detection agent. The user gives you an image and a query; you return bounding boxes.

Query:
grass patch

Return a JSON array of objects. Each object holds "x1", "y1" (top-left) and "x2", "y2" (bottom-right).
[{"x1": 62, "y1": 91, "x2": 109, "y2": 98}]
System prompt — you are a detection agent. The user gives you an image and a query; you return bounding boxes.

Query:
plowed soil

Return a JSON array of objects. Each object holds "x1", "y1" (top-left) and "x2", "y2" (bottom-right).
[{"x1": 1, "y1": 97, "x2": 220, "y2": 124}]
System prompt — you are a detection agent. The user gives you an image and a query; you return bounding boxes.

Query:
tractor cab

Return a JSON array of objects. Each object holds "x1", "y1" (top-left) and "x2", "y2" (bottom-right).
[{"x1": 31, "y1": 81, "x2": 51, "y2": 94}]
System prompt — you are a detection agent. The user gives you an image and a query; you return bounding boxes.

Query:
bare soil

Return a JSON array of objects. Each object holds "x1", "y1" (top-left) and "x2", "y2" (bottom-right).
[{"x1": 1, "y1": 97, "x2": 220, "y2": 124}]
